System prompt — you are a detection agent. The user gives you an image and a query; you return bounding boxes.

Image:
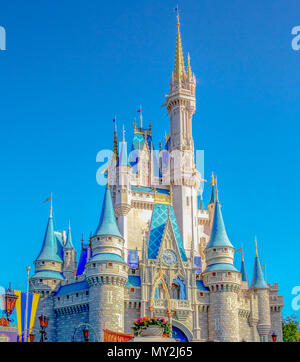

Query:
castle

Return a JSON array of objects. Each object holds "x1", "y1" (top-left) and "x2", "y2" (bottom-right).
[{"x1": 28, "y1": 11, "x2": 283, "y2": 342}]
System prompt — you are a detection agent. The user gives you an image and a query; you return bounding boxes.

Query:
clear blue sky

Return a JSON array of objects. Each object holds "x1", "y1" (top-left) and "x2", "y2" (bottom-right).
[{"x1": 0, "y1": 0, "x2": 299, "y2": 319}]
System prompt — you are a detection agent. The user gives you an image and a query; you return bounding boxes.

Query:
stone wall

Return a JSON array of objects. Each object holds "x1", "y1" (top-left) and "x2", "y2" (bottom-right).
[{"x1": 56, "y1": 311, "x2": 89, "y2": 342}]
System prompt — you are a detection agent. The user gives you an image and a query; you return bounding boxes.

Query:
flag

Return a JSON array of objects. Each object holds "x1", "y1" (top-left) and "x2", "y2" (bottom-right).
[
  {"x1": 44, "y1": 195, "x2": 52, "y2": 203},
  {"x1": 15, "y1": 290, "x2": 40, "y2": 342},
  {"x1": 100, "y1": 164, "x2": 109, "y2": 176},
  {"x1": 137, "y1": 109, "x2": 141, "y2": 113},
  {"x1": 235, "y1": 248, "x2": 242, "y2": 253},
  {"x1": 261, "y1": 264, "x2": 265, "y2": 269}
]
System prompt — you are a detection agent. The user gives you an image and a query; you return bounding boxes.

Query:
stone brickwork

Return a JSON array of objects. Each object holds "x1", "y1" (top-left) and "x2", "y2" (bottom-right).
[{"x1": 56, "y1": 311, "x2": 89, "y2": 342}]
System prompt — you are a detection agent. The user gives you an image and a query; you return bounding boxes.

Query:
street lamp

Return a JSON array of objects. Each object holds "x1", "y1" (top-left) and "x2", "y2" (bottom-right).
[
  {"x1": 39, "y1": 315, "x2": 49, "y2": 342},
  {"x1": 271, "y1": 332, "x2": 278, "y2": 342},
  {"x1": 3, "y1": 282, "x2": 18, "y2": 325},
  {"x1": 82, "y1": 326, "x2": 90, "y2": 342}
]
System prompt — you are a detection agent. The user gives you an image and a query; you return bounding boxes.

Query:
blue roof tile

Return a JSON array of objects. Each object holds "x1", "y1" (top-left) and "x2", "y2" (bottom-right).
[
  {"x1": 196, "y1": 280, "x2": 209, "y2": 291},
  {"x1": 250, "y1": 255, "x2": 268, "y2": 289},
  {"x1": 54, "y1": 280, "x2": 89, "y2": 296},
  {"x1": 31, "y1": 270, "x2": 65, "y2": 280},
  {"x1": 203, "y1": 263, "x2": 238, "y2": 273},
  {"x1": 241, "y1": 259, "x2": 249, "y2": 283},
  {"x1": 89, "y1": 252, "x2": 126, "y2": 264},
  {"x1": 205, "y1": 201, "x2": 234, "y2": 249},
  {"x1": 147, "y1": 203, "x2": 187, "y2": 262},
  {"x1": 94, "y1": 187, "x2": 123, "y2": 238},
  {"x1": 35, "y1": 216, "x2": 63, "y2": 263},
  {"x1": 126, "y1": 276, "x2": 141, "y2": 287}
]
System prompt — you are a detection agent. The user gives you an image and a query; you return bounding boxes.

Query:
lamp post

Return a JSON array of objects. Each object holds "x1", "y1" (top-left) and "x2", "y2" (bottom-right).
[
  {"x1": 39, "y1": 315, "x2": 49, "y2": 342},
  {"x1": 82, "y1": 326, "x2": 90, "y2": 342},
  {"x1": 3, "y1": 282, "x2": 18, "y2": 325},
  {"x1": 271, "y1": 332, "x2": 278, "y2": 342}
]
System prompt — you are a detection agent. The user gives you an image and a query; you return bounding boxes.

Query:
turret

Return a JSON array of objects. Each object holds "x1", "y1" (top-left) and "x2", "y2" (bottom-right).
[
  {"x1": 62, "y1": 221, "x2": 77, "y2": 280},
  {"x1": 202, "y1": 188, "x2": 241, "y2": 341},
  {"x1": 240, "y1": 249, "x2": 249, "y2": 285},
  {"x1": 85, "y1": 183, "x2": 128, "y2": 341},
  {"x1": 249, "y1": 237, "x2": 271, "y2": 342},
  {"x1": 30, "y1": 199, "x2": 64, "y2": 295},
  {"x1": 166, "y1": 9, "x2": 200, "y2": 256}
]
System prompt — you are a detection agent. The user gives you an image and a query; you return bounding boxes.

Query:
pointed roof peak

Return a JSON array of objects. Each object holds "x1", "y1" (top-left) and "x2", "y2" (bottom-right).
[
  {"x1": 173, "y1": 7, "x2": 186, "y2": 82},
  {"x1": 35, "y1": 213, "x2": 63, "y2": 263},
  {"x1": 64, "y1": 221, "x2": 74, "y2": 249},
  {"x1": 206, "y1": 201, "x2": 234, "y2": 249},
  {"x1": 240, "y1": 248, "x2": 248, "y2": 283},
  {"x1": 94, "y1": 187, "x2": 123, "y2": 238},
  {"x1": 250, "y1": 236, "x2": 268, "y2": 289},
  {"x1": 208, "y1": 173, "x2": 217, "y2": 205}
]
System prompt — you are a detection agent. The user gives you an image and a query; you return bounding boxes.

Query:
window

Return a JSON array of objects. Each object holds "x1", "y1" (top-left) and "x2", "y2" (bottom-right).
[
  {"x1": 213, "y1": 249, "x2": 216, "y2": 252},
  {"x1": 200, "y1": 292, "x2": 203, "y2": 296},
  {"x1": 39, "y1": 279, "x2": 43, "y2": 283},
  {"x1": 53, "y1": 280, "x2": 56, "y2": 284},
  {"x1": 228, "y1": 272, "x2": 231, "y2": 276},
  {"x1": 108, "y1": 262, "x2": 113, "y2": 267},
  {"x1": 130, "y1": 288, "x2": 135, "y2": 293},
  {"x1": 93, "y1": 263, "x2": 96, "y2": 268},
  {"x1": 213, "y1": 272, "x2": 216, "y2": 277},
  {"x1": 58, "y1": 297, "x2": 60, "y2": 301},
  {"x1": 132, "y1": 269, "x2": 136, "y2": 274},
  {"x1": 67, "y1": 295, "x2": 69, "y2": 299},
  {"x1": 76, "y1": 293, "x2": 79, "y2": 297},
  {"x1": 86, "y1": 291, "x2": 89, "y2": 296}
]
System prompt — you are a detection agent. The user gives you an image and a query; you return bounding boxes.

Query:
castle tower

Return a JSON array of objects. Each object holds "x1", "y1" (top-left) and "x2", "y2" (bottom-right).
[
  {"x1": 166, "y1": 10, "x2": 200, "y2": 256},
  {"x1": 62, "y1": 221, "x2": 77, "y2": 280},
  {"x1": 240, "y1": 250, "x2": 249, "y2": 285},
  {"x1": 85, "y1": 183, "x2": 128, "y2": 341},
  {"x1": 115, "y1": 124, "x2": 131, "y2": 260},
  {"x1": 249, "y1": 237, "x2": 271, "y2": 342},
  {"x1": 30, "y1": 200, "x2": 64, "y2": 294},
  {"x1": 202, "y1": 191, "x2": 241, "y2": 342},
  {"x1": 29, "y1": 199, "x2": 64, "y2": 341}
]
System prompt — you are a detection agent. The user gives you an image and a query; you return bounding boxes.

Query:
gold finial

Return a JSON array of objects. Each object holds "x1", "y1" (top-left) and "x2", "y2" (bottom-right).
[
  {"x1": 133, "y1": 118, "x2": 136, "y2": 132},
  {"x1": 68, "y1": 220, "x2": 71, "y2": 231},
  {"x1": 113, "y1": 117, "x2": 119, "y2": 163},
  {"x1": 255, "y1": 236, "x2": 258, "y2": 257},
  {"x1": 174, "y1": 6, "x2": 186, "y2": 82},
  {"x1": 187, "y1": 52, "x2": 192, "y2": 79}
]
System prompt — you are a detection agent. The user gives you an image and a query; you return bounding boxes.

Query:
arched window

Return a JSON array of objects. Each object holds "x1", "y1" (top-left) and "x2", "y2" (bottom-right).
[{"x1": 171, "y1": 283, "x2": 180, "y2": 299}]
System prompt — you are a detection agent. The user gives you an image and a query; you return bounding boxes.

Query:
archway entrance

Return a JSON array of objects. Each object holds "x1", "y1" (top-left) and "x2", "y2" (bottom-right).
[{"x1": 172, "y1": 326, "x2": 189, "y2": 342}]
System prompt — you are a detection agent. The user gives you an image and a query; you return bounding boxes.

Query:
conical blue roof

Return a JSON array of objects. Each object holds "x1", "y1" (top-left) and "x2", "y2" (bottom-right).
[
  {"x1": 64, "y1": 223, "x2": 74, "y2": 249},
  {"x1": 118, "y1": 141, "x2": 130, "y2": 167},
  {"x1": 206, "y1": 201, "x2": 234, "y2": 249},
  {"x1": 94, "y1": 186, "x2": 123, "y2": 238},
  {"x1": 208, "y1": 185, "x2": 216, "y2": 204},
  {"x1": 241, "y1": 258, "x2": 248, "y2": 283},
  {"x1": 250, "y1": 255, "x2": 268, "y2": 289},
  {"x1": 35, "y1": 216, "x2": 63, "y2": 263}
]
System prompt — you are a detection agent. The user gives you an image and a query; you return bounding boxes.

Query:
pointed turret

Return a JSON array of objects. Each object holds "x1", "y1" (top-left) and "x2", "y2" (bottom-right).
[
  {"x1": 35, "y1": 202, "x2": 63, "y2": 263},
  {"x1": 173, "y1": 9, "x2": 186, "y2": 82},
  {"x1": 250, "y1": 237, "x2": 268, "y2": 289},
  {"x1": 64, "y1": 221, "x2": 74, "y2": 249},
  {"x1": 94, "y1": 185, "x2": 122, "y2": 238},
  {"x1": 241, "y1": 250, "x2": 249, "y2": 283},
  {"x1": 206, "y1": 201, "x2": 234, "y2": 249}
]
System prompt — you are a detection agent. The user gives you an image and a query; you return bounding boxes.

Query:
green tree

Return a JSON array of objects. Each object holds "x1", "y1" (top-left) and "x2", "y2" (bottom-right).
[{"x1": 282, "y1": 315, "x2": 299, "y2": 342}]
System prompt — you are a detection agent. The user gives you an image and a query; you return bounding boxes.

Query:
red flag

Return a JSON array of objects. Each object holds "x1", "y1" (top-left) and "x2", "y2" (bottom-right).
[
  {"x1": 44, "y1": 195, "x2": 52, "y2": 203},
  {"x1": 137, "y1": 110, "x2": 141, "y2": 113}
]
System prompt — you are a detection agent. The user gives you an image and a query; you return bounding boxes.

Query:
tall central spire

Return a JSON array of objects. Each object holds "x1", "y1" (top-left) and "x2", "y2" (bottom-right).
[{"x1": 174, "y1": 8, "x2": 186, "y2": 82}]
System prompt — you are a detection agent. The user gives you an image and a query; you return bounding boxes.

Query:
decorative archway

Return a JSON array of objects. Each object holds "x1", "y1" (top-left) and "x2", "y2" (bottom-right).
[
  {"x1": 171, "y1": 320, "x2": 193, "y2": 342},
  {"x1": 150, "y1": 270, "x2": 170, "y2": 311}
]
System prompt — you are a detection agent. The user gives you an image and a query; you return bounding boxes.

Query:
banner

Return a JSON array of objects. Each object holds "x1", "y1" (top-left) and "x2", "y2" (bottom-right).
[
  {"x1": 128, "y1": 250, "x2": 139, "y2": 269},
  {"x1": 14, "y1": 291, "x2": 40, "y2": 342}
]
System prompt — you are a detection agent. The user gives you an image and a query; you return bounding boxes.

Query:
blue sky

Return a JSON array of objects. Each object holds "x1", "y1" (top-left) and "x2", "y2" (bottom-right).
[{"x1": 0, "y1": 0, "x2": 299, "y2": 319}]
